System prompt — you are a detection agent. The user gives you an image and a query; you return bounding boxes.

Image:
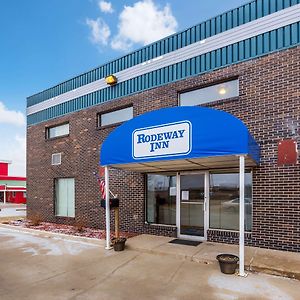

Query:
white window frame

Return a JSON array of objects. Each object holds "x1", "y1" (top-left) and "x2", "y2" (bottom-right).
[
  {"x1": 208, "y1": 170, "x2": 253, "y2": 232},
  {"x1": 179, "y1": 79, "x2": 239, "y2": 106},
  {"x1": 46, "y1": 123, "x2": 69, "y2": 139},
  {"x1": 51, "y1": 153, "x2": 62, "y2": 166},
  {"x1": 176, "y1": 171, "x2": 209, "y2": 242},
  {"x1": 98, "y1": 106, "x2": 133, "y2": 127},
  {"x1": 55, "y1": 178, "x2": 75, "y2": 218}
]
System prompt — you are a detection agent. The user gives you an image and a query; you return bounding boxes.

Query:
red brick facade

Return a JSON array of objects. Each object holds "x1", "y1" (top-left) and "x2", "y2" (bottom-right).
[{"x1": 27, "y1": 46, "x2": 300, "y2": 252}]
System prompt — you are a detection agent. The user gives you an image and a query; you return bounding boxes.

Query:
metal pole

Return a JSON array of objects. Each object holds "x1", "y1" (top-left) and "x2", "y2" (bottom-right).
[
  {"x1": 105, "y1": 166, "x2": 112, "y2": 250},
  {"x1": 4, "y1": 185, "x2": 6, "y2": 204},
  {"x1": 115, "y1": 207, "x2": 120, "y2": 239},
  {"x1": 239, "y1": 155, "x2": 246, "y2": 277}
]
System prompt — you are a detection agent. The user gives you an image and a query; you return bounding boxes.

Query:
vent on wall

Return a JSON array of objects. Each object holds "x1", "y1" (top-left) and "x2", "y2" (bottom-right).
[{"x1": 52, "y1": 153, "x2": 62, "y2": 165}]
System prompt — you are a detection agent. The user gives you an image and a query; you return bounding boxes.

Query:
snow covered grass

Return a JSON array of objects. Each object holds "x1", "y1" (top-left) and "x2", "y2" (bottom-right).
[
  {"x1": 0, "y1": 227, "x2": 98, "y2": 256},
  {"x1": 8, "y1": 219, "x2": 137, "y2": 240}
]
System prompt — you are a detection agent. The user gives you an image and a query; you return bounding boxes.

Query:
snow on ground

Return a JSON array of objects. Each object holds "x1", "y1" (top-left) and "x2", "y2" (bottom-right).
[
  {"x1": 0, "y1": 207, "x2": 26, "y2": 217},
  {"x1": 208, "y1": 273, "x2": 293, "y2": 300},
  {"x1": 0, "y1": 227, "x2": 98, "y2": 256}
]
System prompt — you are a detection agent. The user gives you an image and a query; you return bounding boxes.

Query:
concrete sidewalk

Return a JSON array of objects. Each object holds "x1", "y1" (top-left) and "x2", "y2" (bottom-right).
[
  {"x1": 126, "y1": 234, "x2": 300, "y2": 280},
  {"x1": 1, "y1": 227, "x2": 300, "y2": 300},
  {"x1": 1, "y1": 223, "x2": 299, "y2": 281}
]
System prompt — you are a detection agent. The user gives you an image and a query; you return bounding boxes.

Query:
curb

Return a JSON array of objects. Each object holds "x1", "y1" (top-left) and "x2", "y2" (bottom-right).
[
  {"x1": 127, "y1": 243, "x2": 299, "y2": 280},
  {"x1": 0, "y1": 223, "x2": 105, "y2": 246},
  {"x1": 250, "y1": 265, "x2": 300, "y2": 281}
]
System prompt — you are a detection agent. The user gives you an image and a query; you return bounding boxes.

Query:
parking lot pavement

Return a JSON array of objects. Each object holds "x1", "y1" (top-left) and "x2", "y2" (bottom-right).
[{"x1": 0, "y1": 227, "x2": 300, "y2": 300}]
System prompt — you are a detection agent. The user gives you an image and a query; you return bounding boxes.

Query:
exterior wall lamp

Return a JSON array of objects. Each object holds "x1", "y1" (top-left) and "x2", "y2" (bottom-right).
[{"x1": 105, "y1": 75, "x2": 118, "y2": 85}]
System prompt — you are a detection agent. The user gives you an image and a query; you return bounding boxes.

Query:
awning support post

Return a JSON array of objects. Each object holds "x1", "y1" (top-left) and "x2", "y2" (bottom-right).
[
  {"x1": 239, "y1": 155, "x2": 246, "y2": 277},
  {"x1": 105, "y1": 166, "x2": 112, "y2": 250}
]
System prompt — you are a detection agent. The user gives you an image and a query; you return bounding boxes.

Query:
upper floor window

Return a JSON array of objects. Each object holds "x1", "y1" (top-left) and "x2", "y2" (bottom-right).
[
  {"x1": 46, "y1": 123, "x2": 69, "y2": 139},
  {"x1": 179, "y1": 79, "x2": 239, "y2": 106},
  {"x1": 98, "y1": 106, "x2": 133, "y2": 127}
]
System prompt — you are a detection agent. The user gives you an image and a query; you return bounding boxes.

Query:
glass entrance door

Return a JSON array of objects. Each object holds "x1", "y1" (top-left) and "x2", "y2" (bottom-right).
[{"x1": 178, "y1": 173, "x2": 207, "y2": 240}]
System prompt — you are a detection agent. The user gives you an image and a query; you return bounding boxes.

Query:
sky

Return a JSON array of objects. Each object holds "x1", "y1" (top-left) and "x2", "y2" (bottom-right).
[{"x1": 0, "y1": 0, "x2": 250, "y2": 176}]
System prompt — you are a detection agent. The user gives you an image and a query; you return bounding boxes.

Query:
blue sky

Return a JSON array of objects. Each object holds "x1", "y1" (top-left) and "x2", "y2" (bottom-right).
[{"x1": 0, "y1": 0, "x2": 249, "y2": 175}]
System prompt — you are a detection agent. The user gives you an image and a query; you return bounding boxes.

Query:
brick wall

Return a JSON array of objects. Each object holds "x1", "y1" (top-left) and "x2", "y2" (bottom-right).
[{"x1": 27, "y1": 45, "x2": 300, "y2": 252}]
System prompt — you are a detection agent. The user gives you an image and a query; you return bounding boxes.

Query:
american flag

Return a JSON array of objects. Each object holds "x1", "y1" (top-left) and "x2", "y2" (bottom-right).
[{"x1": 93, "y1": 172, "x2": 106, "y2": 200}]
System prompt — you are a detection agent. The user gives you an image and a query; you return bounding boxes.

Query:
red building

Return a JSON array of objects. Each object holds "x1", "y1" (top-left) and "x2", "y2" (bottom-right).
[{"x1": 0, "y1": 160, "x2": 26, "y2": 204}]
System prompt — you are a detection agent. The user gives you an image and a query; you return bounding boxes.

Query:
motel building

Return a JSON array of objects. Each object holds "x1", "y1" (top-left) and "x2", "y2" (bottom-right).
[
  {"x1": 0, "y1": 161, "x2": 26, "y2": 204},
  {"x1": 27, "y1": 0, "x2": 300, "y2": 269}
]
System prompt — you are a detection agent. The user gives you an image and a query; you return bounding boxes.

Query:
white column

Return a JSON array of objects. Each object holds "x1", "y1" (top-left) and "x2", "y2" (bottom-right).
[
  {"x1": 105, "y1": 166, "x2": 112, "y2": 250},
  {"x1": 3, "y1": 186, "x2": 6, "y2": 204},
  {"x1": 239, "y1": 155, "x2": 246, "y2": 277},
  {"x1": 176, "y1": 173, "x2": 180, "y2": 237}
]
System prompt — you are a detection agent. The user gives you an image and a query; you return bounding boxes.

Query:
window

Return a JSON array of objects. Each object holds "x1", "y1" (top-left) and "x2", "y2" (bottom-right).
[
  {"x1": 98, "y1": 106, "x2": 133, "y2": 127},
  {"x1": 179, "y1": 79, "x2": 239, "y2": 106},
  {"x1": 209, "y1": 172, "x2": 252, "y2": 231},
  {"x1": 55, "y1": 178, "x2": 75, "y2": 217},
  {"x1": 146, "y1": 174, "x2": 176, "y2": 225},
  {"x1": 46, "y1": 123, "x2": 69, "y2": 139}
]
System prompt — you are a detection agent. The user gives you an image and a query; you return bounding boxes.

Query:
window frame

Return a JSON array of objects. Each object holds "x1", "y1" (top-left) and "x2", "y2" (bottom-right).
[
  {"x1": 45, "y1": 122, "x2": 70, "y2": 140},
  {"x1": 54, "y1": 177, "x2": 75, "y2": 218},
  {"x1": 208, "y1": 169, "x2": 253, "y2": 232},
  {"x1": 145, "y1": 172, "x2": 177, "y2": 227},
  {"x1": 51, "y1": 153, "x2": 62, "y2": 166},
  {"x1": 178, "y1": 77, "x2": 239, "y2": 107},
  {"x1": 97, "y1": 105, "x2": 133, "y2": 129}
]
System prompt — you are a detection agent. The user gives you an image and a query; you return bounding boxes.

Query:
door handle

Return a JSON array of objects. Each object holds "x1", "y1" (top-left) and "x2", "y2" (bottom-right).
[{"x1": 181, "y1": 201, "x2": 203, "y2": 205}]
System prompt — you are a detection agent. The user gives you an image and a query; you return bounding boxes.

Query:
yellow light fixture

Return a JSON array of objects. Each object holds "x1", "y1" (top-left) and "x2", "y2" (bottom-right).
[
  {"x1": 218, "y1": 87, "x2": 227, "y2": 95},
  {"x1": 105, "y1": 75, "x2": 118, "y2": 85}
]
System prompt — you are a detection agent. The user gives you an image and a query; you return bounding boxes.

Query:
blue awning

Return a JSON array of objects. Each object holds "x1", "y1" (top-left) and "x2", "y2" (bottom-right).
[{"x1": 100, "y1": 107, "x2": 260, "y2": 171}]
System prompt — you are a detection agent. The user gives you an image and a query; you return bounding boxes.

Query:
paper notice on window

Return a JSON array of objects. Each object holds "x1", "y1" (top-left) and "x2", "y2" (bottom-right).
[
  {"x1": 182, "y1": 191, "x2": 189, "y2": 200},
  {"x1": 169, "y1": 187, "x2": 176, "y2": 196}
]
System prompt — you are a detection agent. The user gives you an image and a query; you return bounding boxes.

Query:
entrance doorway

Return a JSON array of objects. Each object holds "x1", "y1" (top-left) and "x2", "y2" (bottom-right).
[{"x1": 177, "y1": 172, "x2": 209, "y2": 241}]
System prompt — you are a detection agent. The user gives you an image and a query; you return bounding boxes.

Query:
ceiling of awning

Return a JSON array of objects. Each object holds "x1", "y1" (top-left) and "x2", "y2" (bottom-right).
[{"x1": 112, "y1": 155, "x2": 257, "y2": 172}]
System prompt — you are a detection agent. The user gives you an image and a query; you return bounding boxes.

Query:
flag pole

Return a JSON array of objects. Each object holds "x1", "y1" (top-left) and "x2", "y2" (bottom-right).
[{"x1": 93, "y1": 171, "x2": 116, "y2": 198}]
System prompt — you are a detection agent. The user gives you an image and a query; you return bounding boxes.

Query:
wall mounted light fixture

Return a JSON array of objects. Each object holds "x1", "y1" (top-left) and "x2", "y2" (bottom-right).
[{"x1": 105, "y1": 75, "x2": 118, "y2": 85}]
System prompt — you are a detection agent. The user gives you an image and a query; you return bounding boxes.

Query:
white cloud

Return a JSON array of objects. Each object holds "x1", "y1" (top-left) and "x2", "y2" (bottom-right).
[
  {"x1": 9, "y1": 134, "x2": 26, "y2": 176},
  {"x1": 0, "y1": 129, "x2": 26, "y2": 176},
  {"x1": 86, "y1": 17, "x2": 111, "y2": 47},
  {"x1": 99, "y1": 1, "x2": 114, "y2": 13},
  {"x1": 111, "y1": 0, "x2": 178, "y2": 51},
  {"x1": 0, "y1": 102, "x2": 25, "y2": 126},
  {"x1": 0, "y1": 102, "x2": 26, "y2": 176}
]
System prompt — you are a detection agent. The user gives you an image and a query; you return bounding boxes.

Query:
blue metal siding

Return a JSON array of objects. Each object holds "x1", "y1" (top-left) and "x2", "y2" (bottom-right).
[
  {"x1": 27, "y1": 0, "x2": 300, "y2": 108},
  {"x1": 27, "y1": 22, "x2": 300, "y2": 126}
]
